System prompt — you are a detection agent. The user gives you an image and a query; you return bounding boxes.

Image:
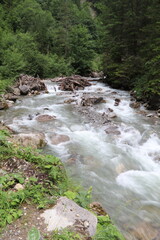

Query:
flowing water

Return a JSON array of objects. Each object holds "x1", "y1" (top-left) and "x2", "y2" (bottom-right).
[{"x1": 0, "y1": 80, "x2": 160, "y2": 239}]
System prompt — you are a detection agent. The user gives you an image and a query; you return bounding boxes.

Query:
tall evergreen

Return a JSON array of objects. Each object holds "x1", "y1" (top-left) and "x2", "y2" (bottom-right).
[{"x1": 97, "y1": 0, "x2": 160, "y2": 108}]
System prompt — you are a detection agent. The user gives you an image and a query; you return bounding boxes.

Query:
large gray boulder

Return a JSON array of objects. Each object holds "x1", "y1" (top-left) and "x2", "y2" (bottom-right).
[
  {"x1": 13, "y1": 133, "x2": 46, "y2": 148},
  {"x1": 41, "y1": 197, "x2": 97, "y2": 237},
  {"x1": 19, "y1": 85, "x2": 30, "y2": 95}
]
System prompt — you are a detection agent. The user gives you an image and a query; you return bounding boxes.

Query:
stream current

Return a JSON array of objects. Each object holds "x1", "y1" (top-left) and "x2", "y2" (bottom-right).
[{"x1": 0, "y1": 80, "x2": 160, "y2": 239}]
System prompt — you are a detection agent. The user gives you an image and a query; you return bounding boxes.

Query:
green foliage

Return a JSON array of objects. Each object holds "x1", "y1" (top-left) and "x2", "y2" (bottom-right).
[
  {"x1": 0, "y1": 190, "x2": 24, "y2": 229},
  {"x1": 69, "y1": 24, "x2": 95, "y2": 74},
  {"x1": 94, "y1": 215, "x2": 125, "y2": 240},
  {"x1": 0, "y1": 0, "x2": 100, "y2": 92},
  {"x1": 0, "y1": 130, "x2": 68, "y2": 231},
  {"x1": 27, "y1": 227, "x2": 41, "y2": 240},
  {"x1": 99, "y1": 0, "x2": 160, "y2": 106},
  {"x1": 64, "y1": 186, "x2": 92, "y2": 208},
  {"x1": 52, "y1": 229, "x2": 82, "y2": 240}
]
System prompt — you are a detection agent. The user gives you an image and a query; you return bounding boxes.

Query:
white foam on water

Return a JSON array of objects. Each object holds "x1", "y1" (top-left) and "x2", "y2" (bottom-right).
[
  {"x1": 117, "y1": 170, "x2": 160, "y2": 201},
  {"x1": 70, "y1": 130, "x2": 113, "y2": 159},
  {"x1": 117, "y1": 125, "x2": 142, "y2": 146}
]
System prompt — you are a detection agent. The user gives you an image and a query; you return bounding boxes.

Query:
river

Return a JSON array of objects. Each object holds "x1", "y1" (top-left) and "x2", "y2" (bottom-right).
[{"x1": 0, "y1": 79, "x2": 160, "y2": 240}]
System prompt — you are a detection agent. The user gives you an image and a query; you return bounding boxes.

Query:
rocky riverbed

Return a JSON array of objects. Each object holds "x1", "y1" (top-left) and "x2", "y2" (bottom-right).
[{"x1": 0, "y1": 76, "x2": 160, "y2": 240}]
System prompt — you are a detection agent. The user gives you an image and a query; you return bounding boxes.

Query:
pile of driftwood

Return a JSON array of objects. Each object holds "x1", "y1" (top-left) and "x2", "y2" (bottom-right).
[
  {"x1": 0, "y1": 75, "x2": 47, "y2": 110},
  {"x1": 17, "y1": 74, "x2": 46, "y2": 95},
  {"x1": 51, "y1": 75, "x2": 91, "y2": 91}
]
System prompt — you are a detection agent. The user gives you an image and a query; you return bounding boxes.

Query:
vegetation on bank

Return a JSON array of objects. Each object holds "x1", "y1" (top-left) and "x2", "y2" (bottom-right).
[{"x1": 0, "y1": 128, "x2": 125, "y2": 239}]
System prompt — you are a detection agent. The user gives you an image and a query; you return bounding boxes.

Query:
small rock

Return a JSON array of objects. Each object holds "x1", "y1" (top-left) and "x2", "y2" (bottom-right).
[
  {"x1": 50, "y1": 133, "x2": 70, "y2": 145},
  {"x1": 114, "y1": 98, "x2": 121, "y2": 106},
  {"x1": 0, "y1": 101, "x2": 9, "y2": 110},
  {"x1": 108, "y1": 108, "x2": 113, "y2": 112},
  {"x1": 64, "y1": 99, "x2": 76, "y2": 104},
  {"x1": 146, "y1": 114, "x2": 154, "y2": 118},
  {"x1": 84, "y1": 221, "x2": 89, "y2": 228},
  {"x1": 14, "y1": 183, "x2": 24, "y2": 191},
  {"x1": 28, "y1": 114, "x2": 33, "y2": 120},
  {"x1": 6, "y1": 100, "x2": 14, "y2": 107},
  {"x1": 108, "y1": 112, "x2": 117, "y2": 118},
  {"x1": 81, "y1": 97, "x2": 104, "y2": 106},
  {"x1": 36, "y1": 114, "x2": 56, "y2": 122},
  {"x1": 34, "y1": 90, "x2": 39, "y2": 95},
  {"x1": 105, "y1": 126, "x2": 121, "y2": 135},
  {"x1": 4, "y1": 93, "x2": 19, "y2": 102},
  {"x1": 130, "y1": 102, "x2": 140, "y2": 109}
]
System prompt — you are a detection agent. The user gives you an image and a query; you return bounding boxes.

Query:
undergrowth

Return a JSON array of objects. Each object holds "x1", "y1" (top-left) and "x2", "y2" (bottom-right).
[{"x1": 0, "y1": 129, "x2": 68, "y2": 232}]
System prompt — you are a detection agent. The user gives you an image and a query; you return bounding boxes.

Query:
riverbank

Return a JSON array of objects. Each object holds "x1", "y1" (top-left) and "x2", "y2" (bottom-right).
[{"x1": 0, "y1": 123, "x2": 125, "y2": 240}]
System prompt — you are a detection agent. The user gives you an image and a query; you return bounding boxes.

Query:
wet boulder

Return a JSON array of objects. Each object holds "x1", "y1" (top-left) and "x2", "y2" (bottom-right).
[
  {"x1": 105, "y1": 126, "x2": 121, "y2": 135},
  {"x1": 129, "y1": 102, "x2": 140, "y2": 109},
  {"x1": 41, "y1": 197, "x2": 97, "y2": 237},
  {"x1": 114, "y1": 98, "x2": 121, "y2": 106},
  {"x1": 81, "y1": 97, "x2": 105, "y2": 106},
  {"x1": 36, "y1": 114, "x2": 56, "y2": 122},
  {"x1": 102, "y1": 109, "x2": 117, "y2": 119},
  {"x1": 19, "y1": 84, "x2": 29, "y2": 95},
  {"x1": 13, "y1": 133, "x2": 46, "y2": 148},
  {"x1": 50, "y1": 133, "x2": 70, "y2": 145},
  {"x1": 0, "y1": 100, "x2": 9, "y2": 110},
  {"x1": 4, "y1": 93, "x2": 19, "y2": 102},
  {"x1": 13, "y1": 88, "x2": 21, "y2": 96}
]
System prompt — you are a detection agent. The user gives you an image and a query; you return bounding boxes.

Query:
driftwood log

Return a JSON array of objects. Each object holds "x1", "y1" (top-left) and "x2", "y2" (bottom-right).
[{"x1": 51, "y1": 75, "x2": 92, "y2": 91}]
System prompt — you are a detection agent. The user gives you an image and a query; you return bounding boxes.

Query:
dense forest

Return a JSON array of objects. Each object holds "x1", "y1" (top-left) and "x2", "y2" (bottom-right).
[{"x1": 0, "y1": 0, "x2": 160, "y2": 109}]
